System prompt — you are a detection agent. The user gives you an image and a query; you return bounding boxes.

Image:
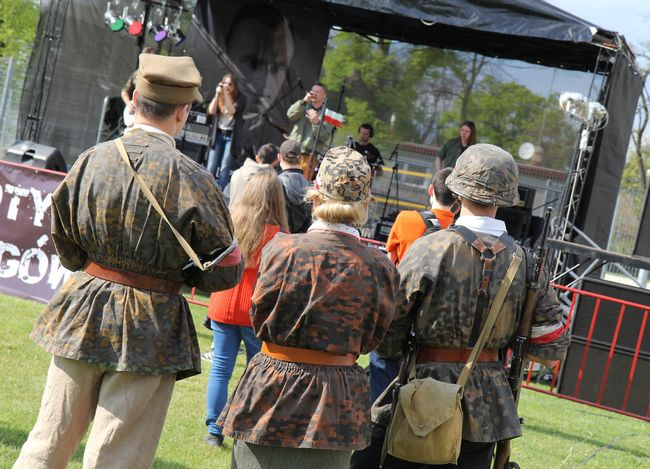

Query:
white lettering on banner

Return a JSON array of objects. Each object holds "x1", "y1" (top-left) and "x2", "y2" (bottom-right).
[
  {"x1": 48, "y1": 255, "x2": 71, "y2": 289},
  {"x1": 30, "y1": 188, "x2": 52, "y2": 227},
  {"x1": 0, "y1": 241, "x2": 21, "y2": 278},
  {"x1": 0, "y1": 238, "x2": 71, "y2": 289},
  {"x1": 4, "y1": 184, "x2": 30, "y2": 221},
  {"x1": 18, "y1": 248, "x2": 48, "y2": 284}
]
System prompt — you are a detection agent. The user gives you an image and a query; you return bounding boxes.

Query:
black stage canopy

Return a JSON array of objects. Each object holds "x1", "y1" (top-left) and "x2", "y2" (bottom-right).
[{"x1": 296, "y1": 0, "x2": 630, "y2": 73}]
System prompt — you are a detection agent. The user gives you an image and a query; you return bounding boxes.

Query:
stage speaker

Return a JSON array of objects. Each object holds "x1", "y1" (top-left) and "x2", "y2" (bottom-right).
[
  {"x1": 557, "y1": 278, "x2": 650, "y2": 416},
  {"x1": 496, "y1": 186, "x2": 535, "y2": 242},
  {"x1": 5, "y1": 140, "x2": 67, "y2": 172},
  {"x1": 373, "y1": 215, "x2": 397, "y2": 243}
]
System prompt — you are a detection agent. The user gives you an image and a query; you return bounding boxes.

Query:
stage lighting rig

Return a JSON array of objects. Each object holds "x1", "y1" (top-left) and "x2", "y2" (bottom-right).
[{"x1": 559, "y1": 92, "x2": 608, "y2": 130}]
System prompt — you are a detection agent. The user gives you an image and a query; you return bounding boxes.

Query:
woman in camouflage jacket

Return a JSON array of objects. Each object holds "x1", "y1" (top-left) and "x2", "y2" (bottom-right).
[{"x1": 218, "y1": 147, "x2": 399, "y2": 468}]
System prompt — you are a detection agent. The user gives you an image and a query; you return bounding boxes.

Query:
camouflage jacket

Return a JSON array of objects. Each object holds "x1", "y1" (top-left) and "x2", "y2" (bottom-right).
[
  {"x1": 377, "y1": 227, "x2": 569, "y2": 442},
  {"x1": 31, "y1": 128, "x2": 242, "y2": 380},
  {"x1": 219, "y1": 230, "x2": 399, "y2": 449}
]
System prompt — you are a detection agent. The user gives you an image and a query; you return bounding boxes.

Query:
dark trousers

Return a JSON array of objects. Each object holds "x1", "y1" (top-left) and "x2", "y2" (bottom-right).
[{"x1": 350, "y1": 428, "x2": 495, "y2": 469}]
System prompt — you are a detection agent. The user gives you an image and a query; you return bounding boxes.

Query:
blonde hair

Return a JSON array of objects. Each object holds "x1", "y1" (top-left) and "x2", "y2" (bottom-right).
[
  {"x1": 305, "y1": 189, "x2": 369, "y2": 227},
  {"x1": 231, "y1": 172, "x2": 288, "y2": 266}
]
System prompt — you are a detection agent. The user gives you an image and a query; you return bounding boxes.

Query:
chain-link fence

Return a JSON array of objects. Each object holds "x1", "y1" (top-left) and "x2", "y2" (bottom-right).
[{"x1": 0, "y1": 57, "x2": 26, "y2": 156}]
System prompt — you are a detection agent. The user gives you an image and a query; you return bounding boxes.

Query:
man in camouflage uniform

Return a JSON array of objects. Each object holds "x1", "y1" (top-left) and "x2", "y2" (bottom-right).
[
  {"x1": 364, "y1": 144, "x2": 569, "y2": 469},
  {"x1": 14, "y1": 54, "x2": 243, "y2": 468}
]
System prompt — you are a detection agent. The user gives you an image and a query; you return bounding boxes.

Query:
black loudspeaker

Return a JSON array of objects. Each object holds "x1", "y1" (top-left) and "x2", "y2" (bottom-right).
[
  {"x1": 496, "y1": 186, "x2": 535, "y2": 242},
  {"x1": 5, "y1": 140, "x2": 67, "y2": 172},
  {"x1": 558, "y1": 278, "x2": 650, "y2": 416},
  {"x1": 633, "y1": 184, "x2": 650, "y2": 257},
  {"x1": 373, "y1": 215, "x2": 397, "y2": 242}
]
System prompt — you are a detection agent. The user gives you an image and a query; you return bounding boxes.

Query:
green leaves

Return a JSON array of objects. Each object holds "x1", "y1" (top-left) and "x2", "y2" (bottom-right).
[{"x1": 0, "y1": 0, "x2": 39, "y2": 62}]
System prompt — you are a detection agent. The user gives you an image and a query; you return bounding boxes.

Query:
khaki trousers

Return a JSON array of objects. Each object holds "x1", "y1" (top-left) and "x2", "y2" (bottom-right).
[{"x1": 14, "y1": 356, "x2": 175, "y2": 469}]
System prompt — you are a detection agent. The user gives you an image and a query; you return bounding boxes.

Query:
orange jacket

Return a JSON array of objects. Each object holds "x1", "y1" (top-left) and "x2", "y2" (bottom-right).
[
  {"x1": 385, "y1": 208, "x2": 454, "y2": 264},
  {"x1": 208, "y1": 225, "x2": 282, "y2": 326}
]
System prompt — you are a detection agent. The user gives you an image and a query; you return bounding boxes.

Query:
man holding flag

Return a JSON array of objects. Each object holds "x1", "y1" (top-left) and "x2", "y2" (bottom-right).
[{"x1": 287, "y1": 83, "x2": 344, "y2": 179}]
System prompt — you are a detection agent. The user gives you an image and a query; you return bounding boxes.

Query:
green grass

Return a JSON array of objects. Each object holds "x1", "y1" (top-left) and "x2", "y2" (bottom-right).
[{"x1": 0, "y1": 294, "x2": 648, "y2": 468}]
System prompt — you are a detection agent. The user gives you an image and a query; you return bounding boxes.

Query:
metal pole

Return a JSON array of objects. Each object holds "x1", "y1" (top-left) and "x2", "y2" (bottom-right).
[{"x1": 0, "y1": 56, "x2": 14, "y2": 138}]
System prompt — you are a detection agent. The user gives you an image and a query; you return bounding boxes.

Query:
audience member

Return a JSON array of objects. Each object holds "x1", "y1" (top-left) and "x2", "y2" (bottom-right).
[
  {"x1": 204, "y1": 171, "x2": 288, "y2": 448},
  {"x1": 217, "y1": 147, "x2": 398, "y2": 469},
  {"x1": 277, "y1": 140, "x2": 312, "y2": 233},
  {"x1": 228, "y1": 143, "x2": 278, "y2": 206}
]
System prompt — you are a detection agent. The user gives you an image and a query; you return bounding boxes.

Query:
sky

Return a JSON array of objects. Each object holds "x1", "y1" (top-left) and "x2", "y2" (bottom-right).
[{"x1": 548, "y1": 0, "x2": 650, "y2": 51}]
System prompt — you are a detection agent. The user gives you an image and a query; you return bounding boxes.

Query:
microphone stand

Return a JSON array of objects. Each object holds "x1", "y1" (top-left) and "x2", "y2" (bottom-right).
[
  {"x1": 381, "y1": 143, "x2": 400, "y2": 220},
  {"x1": 308, "y1": 96, "x2": 328, "y2": 179}
]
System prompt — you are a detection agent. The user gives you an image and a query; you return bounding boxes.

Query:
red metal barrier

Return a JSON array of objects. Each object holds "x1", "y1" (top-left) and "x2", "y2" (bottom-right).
[{"x1": 524, "y1": 283, "x2": 650, "y2": 422}]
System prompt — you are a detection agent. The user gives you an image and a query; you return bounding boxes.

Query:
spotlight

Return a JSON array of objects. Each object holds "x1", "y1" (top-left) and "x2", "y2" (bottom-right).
[
  {"x1": 150, "y1": 24, "x2": 168, "y2": 42},
  {"x1": 170, "y1": 28, "x2": 185, "y2": 46},
  {"x1": 104, "y1": 7, "x2": 124, "y2": 32},
  {"x1": 125, "y1": 16, "x2": 143, "y2": 36},
  {"x1": 559, "y1": 92, "x2": 608, "y2": 129}
]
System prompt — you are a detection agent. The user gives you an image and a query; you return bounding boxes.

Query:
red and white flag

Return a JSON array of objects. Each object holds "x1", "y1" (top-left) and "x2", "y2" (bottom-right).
[{"x1": 323, "y1": 109, "x2": 345, "y2": 128}]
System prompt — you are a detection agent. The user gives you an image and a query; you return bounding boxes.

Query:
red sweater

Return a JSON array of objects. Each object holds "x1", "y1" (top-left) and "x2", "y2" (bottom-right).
[{"x1": 208, "y1": 224, "x2": 282, "y2": 326}]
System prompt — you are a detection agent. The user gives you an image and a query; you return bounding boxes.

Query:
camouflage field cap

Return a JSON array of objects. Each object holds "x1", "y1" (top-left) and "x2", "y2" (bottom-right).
[
  {"x1": 445, "y1": 143, "x2": 520, "y2": 207},
  {"x1": 315, "y1": 146, "x2": 371, "y2": 203},
  {"x1": 136, "y1": 54, "x2": 203, "y2": 104}
]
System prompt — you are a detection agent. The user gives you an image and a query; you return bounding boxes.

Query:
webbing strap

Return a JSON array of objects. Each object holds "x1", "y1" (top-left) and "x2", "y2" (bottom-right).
[{"x1": 451, "y1": 225, "x2": 516, "y2": 345}]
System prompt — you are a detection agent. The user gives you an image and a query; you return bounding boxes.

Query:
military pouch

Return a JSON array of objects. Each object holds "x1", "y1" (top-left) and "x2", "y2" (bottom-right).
[{"x1": 382, "y1": 252, "x2": 522, "y2": 465}]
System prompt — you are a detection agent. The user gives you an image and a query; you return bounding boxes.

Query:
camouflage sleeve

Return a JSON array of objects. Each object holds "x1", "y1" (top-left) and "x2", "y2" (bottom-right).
[
  {"x1": 50, "y1": 154, "x2": 89, "y2": 271},
  {"x1": 287, "y1": 99, "x2": 304, "y2": 122},
  {"x1": 375, "y1": 236, "x2": 440, "y2": 358},
  {"x1": 526, "y1": 267, "x2": 570, "y2": 360},
  {"x1": 249, "y1": 239, "x2": 284, "y2": 333},
  {"x1": 180, "y1": 169, "x2": 243, "y2": 292}
]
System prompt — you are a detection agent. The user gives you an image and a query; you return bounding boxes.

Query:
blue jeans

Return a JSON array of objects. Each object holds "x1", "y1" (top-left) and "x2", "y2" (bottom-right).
[
  {"x1": 369, "y1": 351, "x2": 400, "y2": 403},
  {"x1": 206, "y1": 131, "x2": 233, "y2": 190},
  {"x1": 205, "y1": 320, "x2": 261, "y2": 437}
]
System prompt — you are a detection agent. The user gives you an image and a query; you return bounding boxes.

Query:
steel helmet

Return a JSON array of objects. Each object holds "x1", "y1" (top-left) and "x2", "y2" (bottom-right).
[{"x1": 445, "y1": 143, "x2": 520, "y2": 207}]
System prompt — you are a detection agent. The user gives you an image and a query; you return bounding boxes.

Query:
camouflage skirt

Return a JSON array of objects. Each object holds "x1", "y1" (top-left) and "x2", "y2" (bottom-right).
[
  {"x1": 218, "y1": 353, "x2": 371, "y2": 449},
  {"x1": 231, "y1": 440, "x2": 352, "y2": 469}
]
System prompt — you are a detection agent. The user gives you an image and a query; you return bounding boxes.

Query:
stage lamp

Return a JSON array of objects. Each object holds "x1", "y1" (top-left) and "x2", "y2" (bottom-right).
[
  {"x1": 170, "y1": 28, "x2": 186, "y2": 46},
  {"x1": 149, "y1": 24, "x2": 168, "y2": 43},
  {"x1": 125, "y1": 16, "x2": 143, "y2": 36},
  {"x1": 104, "y1": 7, "x2": 124, "y2": 32},
  {"x1": 559, "y1": 92, "x2": 608, "y2": 129}
]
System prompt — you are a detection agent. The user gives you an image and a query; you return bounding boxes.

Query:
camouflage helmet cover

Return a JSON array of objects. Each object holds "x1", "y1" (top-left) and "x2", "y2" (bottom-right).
[
  {"x1": 315, "y1": 146, "x2": 371, "y2": 203},
  {"x1": 445, "y1": 143, "x2": 520, "y2": 207}
]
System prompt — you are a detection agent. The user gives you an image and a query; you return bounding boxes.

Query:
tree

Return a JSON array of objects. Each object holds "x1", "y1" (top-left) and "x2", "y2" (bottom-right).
[{"x1": 0, "y1": 0, "x2": 39, "y2": 63}]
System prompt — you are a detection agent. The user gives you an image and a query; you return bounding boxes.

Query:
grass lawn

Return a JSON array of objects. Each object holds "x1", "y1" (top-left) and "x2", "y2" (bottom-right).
[{"x1": 0, "y1": 294, "x2": 648, "y2": 468}]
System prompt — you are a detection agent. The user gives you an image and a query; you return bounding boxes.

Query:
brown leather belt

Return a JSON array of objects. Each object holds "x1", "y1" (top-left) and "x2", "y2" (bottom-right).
[
  {"x1": 262, "y1": 342, "x2": 356, "y2": 367},
  {"x1": 84, "y1": 261, "x2": 183, "y2": 294},
  {"x1": 416, "y1": 347, "x2": 499, "y2": 364}
]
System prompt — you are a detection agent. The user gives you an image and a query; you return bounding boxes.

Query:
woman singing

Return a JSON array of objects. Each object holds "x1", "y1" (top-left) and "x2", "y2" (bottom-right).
[{"x1": 207, "y1": 73, "x2": 247, "y2": 190}]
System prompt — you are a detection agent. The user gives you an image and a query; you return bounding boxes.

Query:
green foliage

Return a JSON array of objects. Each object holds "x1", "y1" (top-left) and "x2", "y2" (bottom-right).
[
  {"x1": 1, "y1": 293, "x2": 648, "y2": 468},
  {"x1": 0, "y1": 0, "x2": 39, "y2": 62}
]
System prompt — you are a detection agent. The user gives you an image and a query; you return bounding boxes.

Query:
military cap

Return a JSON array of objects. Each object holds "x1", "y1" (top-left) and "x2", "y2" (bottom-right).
[
  {"x1": 135, "y1": 54, "x2": 203, "y2": 104},
  {"x1": 279, "y1": 140, "x2": 302, "y2": 161},
  {"x1": 445, "y1": 143, "x2": 520, "y2": 207},
  {"x1": 315, "y1": 146, "x2": 371, "y2": 203}
]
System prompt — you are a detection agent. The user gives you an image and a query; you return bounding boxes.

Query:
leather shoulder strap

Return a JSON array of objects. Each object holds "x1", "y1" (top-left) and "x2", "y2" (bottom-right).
[{"x1": 115, "y1": 138, "x2": 205, "y2": 271}]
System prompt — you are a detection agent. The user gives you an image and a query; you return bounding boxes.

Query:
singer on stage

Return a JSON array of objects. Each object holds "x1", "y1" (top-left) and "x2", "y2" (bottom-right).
[{"x1": 286, "y1": 83, "x2": 333, "y2": 179}]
